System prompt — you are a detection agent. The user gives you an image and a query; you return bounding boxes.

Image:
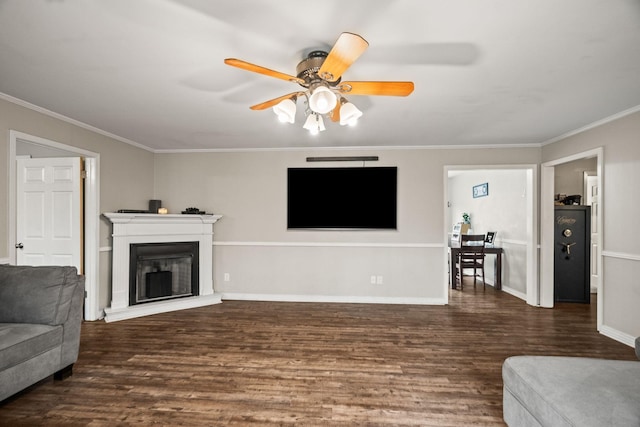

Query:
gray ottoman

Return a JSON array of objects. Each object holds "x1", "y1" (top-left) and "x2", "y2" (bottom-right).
[{"x1": 503, "y1": 338, "x2": 640, "y2": 427}]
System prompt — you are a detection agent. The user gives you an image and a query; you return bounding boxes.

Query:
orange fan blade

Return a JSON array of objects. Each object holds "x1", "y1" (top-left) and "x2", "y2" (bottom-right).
[
  {"x1": 330, "y1": 102, "x2": 341, "y2": 122},
  {"x1": 318, "y1": 32, "x2": 369, "y2": 83},
  {"x1": 224, "y1": 58, "x2": 304, "y2": 85},
  {"x1": 337, "y1": 81, "x2": 414, "y2": 96},
  {"x1": 250, "y1": 92, "x2": 304, "y2": 110}
]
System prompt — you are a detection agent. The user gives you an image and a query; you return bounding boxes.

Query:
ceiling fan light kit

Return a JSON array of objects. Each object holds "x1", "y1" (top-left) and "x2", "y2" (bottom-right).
[
  {"x1": 338, "y1": 100, "x2": 363, "y2": 126},
  {"x1": 224, "y1": 32, "x2": 414, "y2": 135},
  {"x1": 303, "y1": 113, "x2": 326, "y2": 135},
  {"x1": 308, "y1": 84, "x2": 338, "y2": 115},
  {"x1": 273, "y1": 97, "x2": 297, "y2": 123}
]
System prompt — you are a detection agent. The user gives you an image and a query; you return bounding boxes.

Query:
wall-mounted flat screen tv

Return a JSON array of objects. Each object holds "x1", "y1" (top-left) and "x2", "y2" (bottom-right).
[{"x1": 287, "y1": 166, "x2": 397, "y2": 230}]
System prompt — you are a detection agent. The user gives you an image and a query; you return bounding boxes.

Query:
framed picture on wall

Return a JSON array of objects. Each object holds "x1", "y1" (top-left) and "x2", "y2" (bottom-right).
[{"x1": 473, "y1": 182, "x2": 489, "y2": 198}]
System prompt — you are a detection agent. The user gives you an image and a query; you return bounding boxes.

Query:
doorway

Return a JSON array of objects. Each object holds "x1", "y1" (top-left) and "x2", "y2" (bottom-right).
[
  {"x1": 540, "y1": 148, "x2": 603, "y2": 330},
  {"x1": 9, "y1": 130, "x2": 101, "y2": 321},
  {"x1": 444, "y1": 165, "x2": 538, "y2": 306}
]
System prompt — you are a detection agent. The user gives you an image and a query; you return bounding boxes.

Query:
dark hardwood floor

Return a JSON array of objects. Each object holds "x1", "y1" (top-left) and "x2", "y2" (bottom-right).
[{"x1": 1, "y1": 280, "x2": 636, "y2": 426}]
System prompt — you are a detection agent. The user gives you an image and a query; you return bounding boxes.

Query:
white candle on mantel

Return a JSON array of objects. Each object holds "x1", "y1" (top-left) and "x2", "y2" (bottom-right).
[{"x1": 157, "y1": 208, "x2": 168, "y2": 214}]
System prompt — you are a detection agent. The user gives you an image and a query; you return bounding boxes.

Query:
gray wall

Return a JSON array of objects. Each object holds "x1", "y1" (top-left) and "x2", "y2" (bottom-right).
[
  {"x1": 0, "y1": 97, "x2": 155, "y2": 309},
  {"x1": 542, "y1": 110, "x2": 640, "y2": 342},
  {"x1": 554, "y1": 157, "x2": 597, "y2": 200},
  {"x1": 0, "y1": 92, "x2": 538, "y2": 310},
  {"x1": 154, "y1": 148, "x2": 539, "y2": 303},
  {"x1": 3, "y1": 93, "x2": 638, "y2": 345}
]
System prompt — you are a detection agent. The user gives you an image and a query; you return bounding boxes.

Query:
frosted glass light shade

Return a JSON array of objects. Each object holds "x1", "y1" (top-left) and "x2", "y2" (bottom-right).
[
  {"x1": 339, "y1": 102, "x2": 363, "y2": 126},
  {"x1": 308, "y1": 86, "x2": 337, "y2": 114},
  {"x1": 303, "y1": 114, "x2": 325, "y2": 135},
  {"x1": 273, "y1": 98, "x2": 296, "y2": 123}
]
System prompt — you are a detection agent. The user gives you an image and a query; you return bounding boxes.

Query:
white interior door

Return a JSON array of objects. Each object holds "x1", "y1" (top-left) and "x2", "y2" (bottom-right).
[
  {"x1": 16, "y1": 157, "x2": 83, "y2": 270},
  {"x1": 584, "y1": 171, "x2": 599, "y2": 293}
]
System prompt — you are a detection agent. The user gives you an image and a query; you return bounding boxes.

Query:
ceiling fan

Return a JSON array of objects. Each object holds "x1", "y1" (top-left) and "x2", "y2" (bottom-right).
[{"x1": 224, "y1": 32, "x2": 414, "y2": 134}]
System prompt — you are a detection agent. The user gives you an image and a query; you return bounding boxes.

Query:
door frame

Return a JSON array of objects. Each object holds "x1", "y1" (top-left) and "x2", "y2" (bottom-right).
[
  {"x1": 583, "y1": 170, "x2": 598, "y2": 294},
  {"x1": 9, "y1": 130, "x2": 101, "y2": 321},
  {"x1": 540, "y1": 147, "x2": 603, "y2": 330},
  {"x1": 443, "y1": 164, "x2": 538, "y2": 306}
]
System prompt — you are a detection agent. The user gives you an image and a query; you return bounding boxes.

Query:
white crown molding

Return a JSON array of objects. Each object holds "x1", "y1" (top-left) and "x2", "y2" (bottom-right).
[
  {"x1": 541, "y1": 104, "x2": 640, "y2": 147},
  {"x1": 0, "y1": 91, "x2": 541, "y2": 154},
  {"x1": 0, "y1": 92, "x2": 154, "y2": 153},
  {"x1": 4, "y1": 90, "x2": 638, "y2": 154},
  {"x1": 154, "y1": 142, "x2": 543, "y2": 154}
]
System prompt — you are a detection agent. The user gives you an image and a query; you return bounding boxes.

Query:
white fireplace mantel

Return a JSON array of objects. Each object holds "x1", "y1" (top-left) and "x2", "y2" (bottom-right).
[{"x1": 103, "y1": 212, "x2": 223, "y2": 322}]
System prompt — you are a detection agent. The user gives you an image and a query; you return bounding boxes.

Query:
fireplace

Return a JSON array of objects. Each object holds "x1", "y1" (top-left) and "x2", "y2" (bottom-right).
[
  {"x1": 103, "y1": 212, "x2": 222, "y2": 322},
  {"x1": 130, "y1": 242, "x2": 199, "y2": 305}
]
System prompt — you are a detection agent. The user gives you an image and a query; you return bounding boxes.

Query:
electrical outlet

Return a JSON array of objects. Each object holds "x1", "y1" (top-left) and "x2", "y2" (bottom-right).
[
  {"x1": 370, "y1": 275, "x2": 377, "y2": 284},
  {"x1": 224, "y1": 273, "x2": 230, "y2": 282},
  {"x1": 376, "y1": 275, "x2": 383, "y2": 285}
]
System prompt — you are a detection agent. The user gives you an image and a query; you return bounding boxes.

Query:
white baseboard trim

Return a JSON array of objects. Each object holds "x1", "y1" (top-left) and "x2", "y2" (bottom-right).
[
  {"x1": 482, "y1": 277, "x2": 495, "y2": 287},
  {"x1": 501, "y1": 286, "x2": 527, "y2": 301},
  {"x1": 221, "y1": 293, "x2": 447, "y2": 305},
  {"x1": 0, "y1": 258, "x2": 9, "y2": 265},
  {"x1": 599, "y1": 325, "x2": 637, "y2": 348}
]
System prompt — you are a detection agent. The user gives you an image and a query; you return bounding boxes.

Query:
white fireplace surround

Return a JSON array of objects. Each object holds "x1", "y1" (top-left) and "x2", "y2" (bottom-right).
[{"x1": 103, "y1": 212, "x2": 223, "y2": 322}]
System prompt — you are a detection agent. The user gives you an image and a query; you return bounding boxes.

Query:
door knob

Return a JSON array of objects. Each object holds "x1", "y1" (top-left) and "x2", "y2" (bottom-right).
[{"x1": 15, "y1": 243, "x2": 24, "y2": 249}]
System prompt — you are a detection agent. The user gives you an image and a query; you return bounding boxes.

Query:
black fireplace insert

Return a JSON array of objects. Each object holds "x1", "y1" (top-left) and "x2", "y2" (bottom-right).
[{"x1": 129, "y1": 241, "x2": 199, "y2": 305}]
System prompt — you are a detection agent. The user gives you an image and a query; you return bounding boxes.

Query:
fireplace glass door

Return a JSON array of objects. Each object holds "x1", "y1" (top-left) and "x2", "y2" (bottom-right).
[{"x1": 129, "y1": 242, "x2": 199, "y2": 305}]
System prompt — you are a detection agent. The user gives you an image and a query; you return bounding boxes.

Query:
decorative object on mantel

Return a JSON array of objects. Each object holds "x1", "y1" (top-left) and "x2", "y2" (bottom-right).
[
  {"x1": 182, "y1": 207, "x2": 207, "y2": 214},
  {"x1": 158, "y1": 208, "x2": 168, "y2": 214},
  {"x1": 224, "y1": 32, "x2": 414, "y2": 135},
  {"x1": 149, "y1": 199, "x2": 162, "y2": 213}
]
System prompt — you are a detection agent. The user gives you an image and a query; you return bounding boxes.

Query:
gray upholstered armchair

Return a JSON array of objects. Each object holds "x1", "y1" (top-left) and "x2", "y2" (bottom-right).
[
  {"x1": 0, "y1": 264, "x2": 85, "y2": 402},
  {"x1": 503, "y1": 337, "x2": 640, "y2": 426}
]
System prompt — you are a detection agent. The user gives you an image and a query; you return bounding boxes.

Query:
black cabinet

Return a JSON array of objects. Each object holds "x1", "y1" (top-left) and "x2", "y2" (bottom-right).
[{"x1": 554, "y1": 206, "x2": 591, "y2": 303}]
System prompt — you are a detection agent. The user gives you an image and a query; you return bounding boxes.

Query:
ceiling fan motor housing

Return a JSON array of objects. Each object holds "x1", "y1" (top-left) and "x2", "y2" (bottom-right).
[{"x1": 296, "y1": 50, "x2": 341, "y2": 88}]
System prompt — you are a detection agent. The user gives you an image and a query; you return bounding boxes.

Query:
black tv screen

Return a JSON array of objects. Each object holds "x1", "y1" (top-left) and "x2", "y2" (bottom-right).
[{"x1": 287, "y1": 167, "x2": 397, "y2": 230}]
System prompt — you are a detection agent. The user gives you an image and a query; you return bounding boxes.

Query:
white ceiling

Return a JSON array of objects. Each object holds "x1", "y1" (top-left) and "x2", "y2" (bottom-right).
[{"x1": 1, "y1": 0, "x2": 639, "y2": 152}]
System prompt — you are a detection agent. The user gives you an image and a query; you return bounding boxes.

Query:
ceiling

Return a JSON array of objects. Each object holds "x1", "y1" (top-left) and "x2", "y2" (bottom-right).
[{"x1": 1, "y1": 0, "x2": 639, "y2": 152}]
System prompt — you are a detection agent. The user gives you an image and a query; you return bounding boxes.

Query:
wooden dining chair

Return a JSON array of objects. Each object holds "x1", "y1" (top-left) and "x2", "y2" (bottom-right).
[{"x1": 456, "y1": 234, "x2": 486, "y2": 288}]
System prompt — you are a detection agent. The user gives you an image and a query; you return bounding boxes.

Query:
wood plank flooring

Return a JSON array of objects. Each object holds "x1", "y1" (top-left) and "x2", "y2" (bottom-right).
[{"x1": 1, "y1": 281, "x2": 636, "y2": 426}]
